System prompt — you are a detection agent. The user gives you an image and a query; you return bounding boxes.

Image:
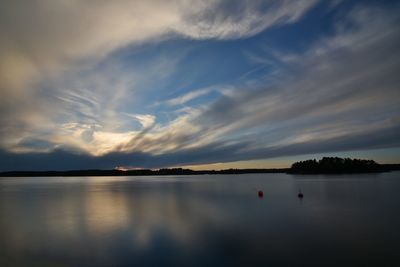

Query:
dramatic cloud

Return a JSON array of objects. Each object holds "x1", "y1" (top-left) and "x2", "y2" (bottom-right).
[
  {"x1": 0, "y1": 1, "x2": 399, "y2": 170},
  {"x1": 112, "y1": 5, "x2": 400, "y2": 165},
  {"x1": 0, "y1": 0, "x2": 317, "y2": 152},
  {"x1": 0, "y1": 0, "x2": 315, "y2": 97}
]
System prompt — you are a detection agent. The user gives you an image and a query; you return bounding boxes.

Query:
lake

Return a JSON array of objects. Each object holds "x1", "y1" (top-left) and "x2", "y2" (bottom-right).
[{"x1": 1, "y1": 172, "x2": 399, "y2": 266}]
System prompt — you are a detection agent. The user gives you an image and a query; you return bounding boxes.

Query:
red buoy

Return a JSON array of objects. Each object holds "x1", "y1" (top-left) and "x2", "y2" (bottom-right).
[{"x1": 258, "y1": 190, "x2": 264, "y2": 198}]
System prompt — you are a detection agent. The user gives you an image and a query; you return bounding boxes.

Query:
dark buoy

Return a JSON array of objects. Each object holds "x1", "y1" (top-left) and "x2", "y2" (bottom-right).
[
  {"x1": 258, "y1": 190, "x2": 264, "y2": 198},
  {"x1": 298, "y1": 190, "x2": 303, "y2": 199}
]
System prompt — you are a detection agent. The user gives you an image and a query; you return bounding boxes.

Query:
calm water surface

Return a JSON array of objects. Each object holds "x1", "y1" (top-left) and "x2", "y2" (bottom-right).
[{"x1": 1, "y1": 173, "x2": 399, "y2": 266}]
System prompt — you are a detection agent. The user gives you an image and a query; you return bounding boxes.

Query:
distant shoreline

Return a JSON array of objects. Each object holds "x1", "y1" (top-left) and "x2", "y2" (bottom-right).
[
  {"x1": 0, "y1": 164, "x2": 399, "y2": 177},
  {"x1": 0, "y1": 168, "x2": 287, "y2": 177}
]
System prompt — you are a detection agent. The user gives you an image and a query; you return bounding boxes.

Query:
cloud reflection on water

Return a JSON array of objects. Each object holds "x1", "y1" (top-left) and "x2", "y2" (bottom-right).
[{"x1": 1, "y1": 174, "x2": 399, "y2": 266}]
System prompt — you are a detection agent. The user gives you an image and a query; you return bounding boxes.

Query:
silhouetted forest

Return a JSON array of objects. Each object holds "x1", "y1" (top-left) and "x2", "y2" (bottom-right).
[{"x1": 288, "y1": 157, "x2": 393, "y2": 174}]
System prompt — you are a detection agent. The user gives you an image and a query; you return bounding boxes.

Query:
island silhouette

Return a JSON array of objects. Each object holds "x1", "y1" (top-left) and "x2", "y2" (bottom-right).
[
  {"x1": 0, "y1": 157, "x2": 399, "y2": 177},
  {"x1": 287, "y1": 157, "x2": 396, "y2": 174}
]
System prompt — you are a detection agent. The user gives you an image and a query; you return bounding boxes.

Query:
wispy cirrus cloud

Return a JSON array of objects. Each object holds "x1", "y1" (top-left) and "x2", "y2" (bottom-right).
[
  {"x1": 0, "y1": 1, "x2": 399, "y2": 170},
  {"x1": 0, "y1": 0, "x2": 316, "y2": 101},
  {"x1": 113, "y1": 4, "x2": 400, "y2": 164},
  {"x1": 0, "y1": 0, "x2": 319, "y2": 155},
  {"x1": 166, "y1": 88, "x2": 212, "y2": 106},
  {"x1": 175, "y1": 0, "x2": 319, "y2": 39}
]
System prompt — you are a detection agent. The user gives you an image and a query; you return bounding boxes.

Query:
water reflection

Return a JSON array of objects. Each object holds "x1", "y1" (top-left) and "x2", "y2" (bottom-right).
[{"x1": 0, "y1": 173, "x2": 399, "y2": 266}]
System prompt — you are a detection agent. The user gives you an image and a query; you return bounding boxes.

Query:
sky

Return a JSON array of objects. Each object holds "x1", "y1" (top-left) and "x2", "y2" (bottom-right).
[{"x1": 0, "y1": 0, "x2": 399, "y2": 171}]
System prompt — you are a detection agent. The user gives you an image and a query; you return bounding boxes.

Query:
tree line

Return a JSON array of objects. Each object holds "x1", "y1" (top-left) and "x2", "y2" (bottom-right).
[{"x1": 288, "y1": 157, "x2": 384, "y2": 174}]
